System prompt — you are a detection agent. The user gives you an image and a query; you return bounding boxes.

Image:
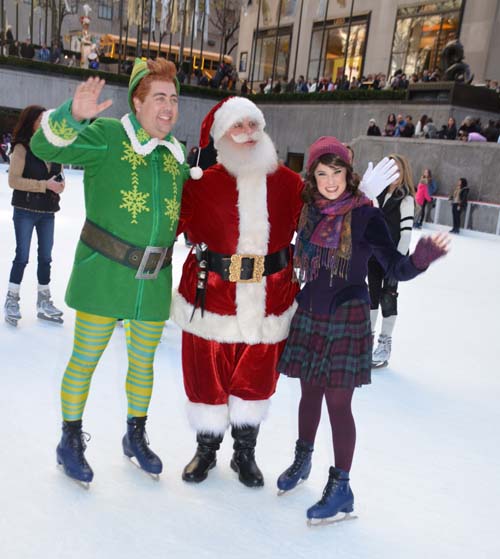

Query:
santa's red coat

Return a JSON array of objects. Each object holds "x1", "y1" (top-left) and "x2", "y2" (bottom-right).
[{"x1": 171, "y1": 163, "x2": 304, "y2": 346}]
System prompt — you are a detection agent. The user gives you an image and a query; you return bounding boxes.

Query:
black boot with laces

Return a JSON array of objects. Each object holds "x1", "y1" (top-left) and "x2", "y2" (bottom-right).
[
  {"x1": 122, "y1": 416, "x2": 163, "y2": 475},
  {"x1": 56, "y1": 420, "x2": 94, "y2": 483}
]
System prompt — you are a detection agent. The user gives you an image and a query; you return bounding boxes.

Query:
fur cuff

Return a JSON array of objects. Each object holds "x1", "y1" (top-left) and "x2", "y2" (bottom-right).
[
  {"x1": 228, "y1": 395, "x2": 271, "y2": 427},
  {"x1": 186, "y1": 401, "x2": 229, "y2": 436}
]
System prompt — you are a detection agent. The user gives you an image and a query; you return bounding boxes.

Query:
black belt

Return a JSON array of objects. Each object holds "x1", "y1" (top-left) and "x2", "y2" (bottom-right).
[
  {"x1": 205, "y1": 247, "x2": 290, "y2": 283},
  {"x1": 80, "y1": 219, "x2": 173, "y2": 280}
]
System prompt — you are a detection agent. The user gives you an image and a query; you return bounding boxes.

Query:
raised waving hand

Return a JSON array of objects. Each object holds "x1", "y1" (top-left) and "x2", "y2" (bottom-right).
[{"x1": 71, "y1": 77, "x2": 113, "y2": 122}]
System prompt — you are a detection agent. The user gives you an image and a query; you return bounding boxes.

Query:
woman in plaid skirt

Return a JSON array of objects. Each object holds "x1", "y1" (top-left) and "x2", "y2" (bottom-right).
[{"x1": 276, "y1": 137, "x2": 449, "y2": 524}]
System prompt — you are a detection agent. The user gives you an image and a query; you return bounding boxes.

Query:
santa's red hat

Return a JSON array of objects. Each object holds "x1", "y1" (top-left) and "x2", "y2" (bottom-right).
[{"x1": 190, "y1": 96, "x2": 266, "y2": 180}]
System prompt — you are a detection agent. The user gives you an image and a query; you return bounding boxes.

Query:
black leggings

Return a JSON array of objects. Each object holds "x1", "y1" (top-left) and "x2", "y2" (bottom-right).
[
  {"x1": 452, "y1": 204, "x2": 462, "y2": 231},
  {"x1": 298, "y1": 380, "x2": 356, "y2": 472},
  {"x1": 368, "y1": 257, "x2": 398, "y2": 316}
]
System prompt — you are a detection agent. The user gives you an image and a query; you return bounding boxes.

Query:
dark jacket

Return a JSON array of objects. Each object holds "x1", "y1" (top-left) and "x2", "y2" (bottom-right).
[
  {"x1": 11, "y1": 145, "x2": 61, "y2": 212},
  {"x1": 297, "y1": 206, "x2": 421, "y2": 314}
]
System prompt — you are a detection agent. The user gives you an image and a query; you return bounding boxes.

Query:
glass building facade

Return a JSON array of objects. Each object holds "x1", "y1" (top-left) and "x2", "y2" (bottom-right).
[
  {"x1": 307, "y1": 14, "x2": 370, "y2": 81},
  {"x1": 389, "y1": 0, "x2": 464, "y2": 77}
]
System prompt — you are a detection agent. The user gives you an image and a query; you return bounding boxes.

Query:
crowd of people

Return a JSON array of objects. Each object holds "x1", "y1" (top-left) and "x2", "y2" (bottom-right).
[
  {"x1": 0, "y1": 55, "x2": 463, "y2": 527},
  {"x1": 366, "y1": 113, "x2": 500, "y2": 143}
]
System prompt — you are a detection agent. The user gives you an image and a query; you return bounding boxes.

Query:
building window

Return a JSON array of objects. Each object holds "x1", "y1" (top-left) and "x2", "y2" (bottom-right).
[
  {"x1": 252, "y1": 26, "x2": 292, "y2": 83},
  {"x1": 280, "y1": 0, "x2": 298, "y2": 18},
  {"x1": 307, "y1": 15, "x2": 369, "y2": 82},
  {"x1": 389, "y1": 0, "x2": 463, "y2": 78},
  {"x1": 98, "y1": 0, "x2": 113, "y2": 21}
]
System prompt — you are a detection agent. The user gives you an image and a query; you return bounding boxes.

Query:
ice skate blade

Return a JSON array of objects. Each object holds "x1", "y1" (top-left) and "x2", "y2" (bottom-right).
[
  {"x1": 57, "y1": 463, "x2": 91, "y2": 490},
  {"x1": 277, "y1": 478, "x2": 308, "y2": 496},
  {"x1": 37, "y1": 312, "x2": 64, "y2": 324},
  {"x1": 371, "y1": 360, "x2": 388, "y2": 369},
  {"x1": 124, "y1": 455, "x2": 161, "y2": 481},
  {"x1": 307, "y1": 512, "x2": 357, "y2": 527},
  {"x1": 5, "y1": 316, "x2": 18, "y2": 327}
]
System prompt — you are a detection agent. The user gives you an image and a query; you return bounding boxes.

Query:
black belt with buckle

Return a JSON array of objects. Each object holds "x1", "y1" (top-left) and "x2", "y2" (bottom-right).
[
  {"x1": 189, "y1": 244, "x2": 291, "y2": 321},
  {"x1": 80, "y1": 219, "x2": 173, "y2": 280},
  {"x1": 205, "y1": 247, "x2": 290, "y2": 283}
]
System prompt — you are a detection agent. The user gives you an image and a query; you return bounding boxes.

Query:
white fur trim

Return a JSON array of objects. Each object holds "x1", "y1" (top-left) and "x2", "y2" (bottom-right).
[
  {"x1": 170, "y1": 290, "x2": 297, "y2": 344},
  {"x1": 233, "y1": 168, "x2": 270, "y2": 341},
  {"x1": 186, "y1": 401, "x2": 229, "y2": 435},
  {"x1": 228, "y1": 395, "x2": 270, "y2": 427},
  {"x1": 121, "y1": 114, "x2": 185, "y2": 163},
  {"x1": 41, "y1": 109, "x2": 77, "y2": 147},
  {"x1": 212, "y1": 98, "x2": 266, "y2": 143}
]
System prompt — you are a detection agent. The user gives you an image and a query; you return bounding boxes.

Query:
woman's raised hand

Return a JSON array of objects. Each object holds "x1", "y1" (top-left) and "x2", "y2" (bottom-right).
[{"x1": 72, "y1": 77, "x2": 113, "y2": 122}]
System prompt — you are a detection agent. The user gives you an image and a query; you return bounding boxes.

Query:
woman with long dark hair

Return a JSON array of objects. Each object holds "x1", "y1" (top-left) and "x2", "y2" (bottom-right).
[
  {"x1": 276, "y1": 137, "x2": 448, "y2": 524},
  {"x1": 384, "y1": 113, "x2": 397, "y2": 136},
  {"x1": 4, "y1": 105, "x2": 65, "y2": 327}
]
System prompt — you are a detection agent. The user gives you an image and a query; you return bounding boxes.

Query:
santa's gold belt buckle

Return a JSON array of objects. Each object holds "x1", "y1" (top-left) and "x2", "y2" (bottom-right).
[{"x1": 228, "y1": 254, "x2": 265, "y2": 283}]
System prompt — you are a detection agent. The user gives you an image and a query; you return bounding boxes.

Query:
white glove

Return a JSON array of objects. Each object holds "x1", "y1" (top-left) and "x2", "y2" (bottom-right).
[{"x1": 359, "y1": 157, "x2": 400, "y2": 199}]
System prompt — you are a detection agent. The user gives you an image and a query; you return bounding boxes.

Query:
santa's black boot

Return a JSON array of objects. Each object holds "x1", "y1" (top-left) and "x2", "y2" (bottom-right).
[
  {"x1": 182, "y1": 432, "x2": 224, "y2": 483},
  {"x1": 122, "y1": 416, "x2": 163, "y2": 475},
  {"x1": 230, "y1": 424, "x2": 264, "y2": 488}
]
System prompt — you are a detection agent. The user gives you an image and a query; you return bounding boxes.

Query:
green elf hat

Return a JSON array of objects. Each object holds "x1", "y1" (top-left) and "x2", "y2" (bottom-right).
[{"x1": 128, "y1": 57, "x2": 181, "y2": 111}]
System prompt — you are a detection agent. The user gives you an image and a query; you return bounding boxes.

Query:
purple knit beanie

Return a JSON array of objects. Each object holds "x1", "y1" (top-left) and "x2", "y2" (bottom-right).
[{"x1": 306, "y1": 136, "x2": 350, "y2": 171}]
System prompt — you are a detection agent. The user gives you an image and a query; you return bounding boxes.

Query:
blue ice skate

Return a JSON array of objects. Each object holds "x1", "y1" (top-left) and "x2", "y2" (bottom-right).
[
  {"x1": 306, "y1": 467, "x2": 356, "y2": 526},
  {"x1": 56, "y1": 420, "x2": 94, "y2": 487},
  {"x1": 277, "y1": 439, "x2": 313, "y2": 494},
  {"x1": 122, "y1": 416, "x2": 163, "y2": 478}
]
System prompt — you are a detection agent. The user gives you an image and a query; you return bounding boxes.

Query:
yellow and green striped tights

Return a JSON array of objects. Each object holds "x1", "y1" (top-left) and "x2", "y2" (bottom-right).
[{"x1": 61, "y1": 311, "x2": 164, "y2": 421}]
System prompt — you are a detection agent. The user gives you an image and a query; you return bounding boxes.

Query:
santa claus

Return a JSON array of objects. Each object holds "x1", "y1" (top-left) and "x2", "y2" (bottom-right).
[{"x1": 171, "y1": 97, "x2": 304, "y2": 487}]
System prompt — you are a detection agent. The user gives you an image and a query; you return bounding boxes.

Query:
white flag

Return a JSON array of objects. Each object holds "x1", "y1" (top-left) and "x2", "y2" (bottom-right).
[{"x1": 160, "y1": 0, "x2": 170, "y2": 35}]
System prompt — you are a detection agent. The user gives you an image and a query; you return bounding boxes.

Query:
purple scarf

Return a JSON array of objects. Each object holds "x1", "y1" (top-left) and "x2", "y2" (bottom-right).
[{"x1": 295, "y1": 191, "x2": 372, "y2": 282}]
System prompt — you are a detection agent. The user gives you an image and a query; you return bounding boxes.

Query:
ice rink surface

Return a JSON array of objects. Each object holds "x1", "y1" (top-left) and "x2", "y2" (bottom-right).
[{"x1": 1, "y1": 165, "x2": 499, "y2": 559}]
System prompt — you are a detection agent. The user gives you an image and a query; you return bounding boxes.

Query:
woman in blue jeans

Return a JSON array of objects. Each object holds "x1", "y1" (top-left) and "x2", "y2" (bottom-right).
[{"x1": 4, "y1": 105, "x2": 65, "y2": 326}]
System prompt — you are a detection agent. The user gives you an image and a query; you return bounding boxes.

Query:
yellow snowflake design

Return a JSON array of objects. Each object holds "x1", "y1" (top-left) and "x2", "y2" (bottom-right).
[
  {"x1": 121, "y1": 141, "x2": 147, "y2": 171},
  {"x1": 50, "y1": 118, "x2": 77, "y2": 141},
  {"x1": 165, "y1": 197, "x2": 181, "y2": 225},
  {"x1": 136, "y1": 128, "x2": 150, "y2": 143},
  {"x1": 120, "y1": 175, "x2": 150, "y2": 224},
  {"x1": 163, "y1": 153, "x2": 180, "y2": 177},
  {"x1": 164, "y1": 175, "x2": 179, "y2": 231}
]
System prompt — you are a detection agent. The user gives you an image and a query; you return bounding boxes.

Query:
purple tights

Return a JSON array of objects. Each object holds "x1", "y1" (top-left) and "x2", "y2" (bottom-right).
[{"x1": 298, "y1": 380, "x2": 356, "y2": 472}]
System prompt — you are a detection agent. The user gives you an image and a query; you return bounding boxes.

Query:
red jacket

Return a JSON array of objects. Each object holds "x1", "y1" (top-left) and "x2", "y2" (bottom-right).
[
  {"x1": 171, "y1": 163, "x2": 304, "y2": 344},
  {"x1": 415, "y1": 182, "x2": 432, "y2": 206}
]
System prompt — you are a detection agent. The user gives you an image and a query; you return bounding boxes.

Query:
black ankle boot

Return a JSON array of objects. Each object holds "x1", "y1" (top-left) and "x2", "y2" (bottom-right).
[
  {"x1": 122, "y1": 416, "x2": 162, "y2": 475},
  {"x1": 182, "y1": 432, "x2": 224, "y2": 483},
  {"x1": 230, "y1": 424, "x2": 264, "y2": 487}
]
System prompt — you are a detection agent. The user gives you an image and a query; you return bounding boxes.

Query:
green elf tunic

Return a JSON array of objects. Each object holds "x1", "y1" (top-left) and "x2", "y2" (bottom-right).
[{"x1": 31, "y1": 100, "x2": 190, "y2": 321}]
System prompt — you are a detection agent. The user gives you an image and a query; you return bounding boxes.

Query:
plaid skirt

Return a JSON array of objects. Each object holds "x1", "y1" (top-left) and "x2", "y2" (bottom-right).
[{"x1": 277, "y1": 299, "x2": 372, "y2": 388}]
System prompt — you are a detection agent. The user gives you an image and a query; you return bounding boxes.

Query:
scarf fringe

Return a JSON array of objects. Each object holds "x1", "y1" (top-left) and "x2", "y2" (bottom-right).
[{"x1": 294, "y1": 244, "x2": 350, "y2": 283}]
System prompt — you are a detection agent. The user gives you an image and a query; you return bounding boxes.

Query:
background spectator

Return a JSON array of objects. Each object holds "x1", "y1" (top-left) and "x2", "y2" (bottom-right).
[
  {"x1": 367, "y1": 118, "x2": 382, "y2": 136},
  {"x1": 384, "y1": 113, "x2": 397, "y2": 136},
  {"x1": 449, "y1": 178, "x2": 469, "y2": 233}
]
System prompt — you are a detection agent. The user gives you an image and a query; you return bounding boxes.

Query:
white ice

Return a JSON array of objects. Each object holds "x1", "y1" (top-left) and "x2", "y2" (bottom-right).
[{"x1": 1, "y1": 165, "x2": 499, "y2": 559}]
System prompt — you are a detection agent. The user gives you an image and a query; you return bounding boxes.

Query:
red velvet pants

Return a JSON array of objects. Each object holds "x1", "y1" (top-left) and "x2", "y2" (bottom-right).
[{"x1": 182, "y1": 332, "x2": 285, "y2": 405}]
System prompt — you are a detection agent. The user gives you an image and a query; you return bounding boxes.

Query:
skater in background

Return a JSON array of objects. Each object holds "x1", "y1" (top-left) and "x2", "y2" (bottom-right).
[
  {"x1": 31, "y1": 58, "x2": 189, "y2": 485},
  {"x1": 414, "y1": 168, "x2": 437, "y2": 228},
  {"x1": 4, "y1": 105, "x2": 65, "y2": 327},
  {"x1": 276, "y1": 137, "x2": 449, "y2": 523},
  {"x1": 368, "y1": 154, "x2": 415, "y2": 368},
  {"x1": 449, "y1": 178, "x2": 469, "y2": 233}
]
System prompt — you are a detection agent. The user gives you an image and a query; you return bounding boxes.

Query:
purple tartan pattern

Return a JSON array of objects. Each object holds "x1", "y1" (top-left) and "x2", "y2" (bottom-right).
[{"x1": 277, "y1": 299, "x2": 372, "y2": 388}]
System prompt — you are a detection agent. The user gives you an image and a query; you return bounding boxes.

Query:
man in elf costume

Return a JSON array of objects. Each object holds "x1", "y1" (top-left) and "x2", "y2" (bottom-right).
[
  {"x1": 31, "y1": 58, "x2": 190, "y2": 485},
  {"x1": 172, "y1": 97, "x2": 304, "y2": 487}
]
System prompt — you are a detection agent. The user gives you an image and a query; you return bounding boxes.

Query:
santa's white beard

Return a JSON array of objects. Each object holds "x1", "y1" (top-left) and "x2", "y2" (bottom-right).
[{"x1": 215, "y1": 132, "x2": 278, "y2": 178}]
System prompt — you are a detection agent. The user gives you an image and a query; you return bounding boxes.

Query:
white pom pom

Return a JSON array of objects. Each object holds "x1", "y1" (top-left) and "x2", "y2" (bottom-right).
[{"x1": 190, "y1": 166, "x2": 203, "y2": 180}]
